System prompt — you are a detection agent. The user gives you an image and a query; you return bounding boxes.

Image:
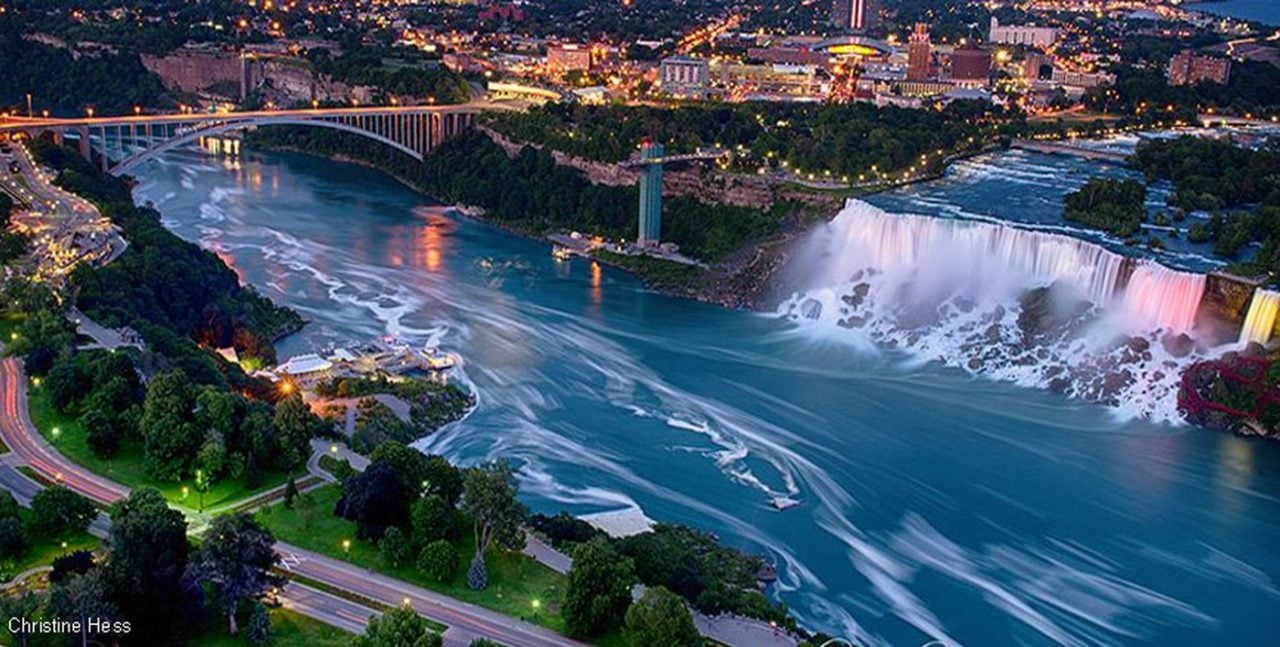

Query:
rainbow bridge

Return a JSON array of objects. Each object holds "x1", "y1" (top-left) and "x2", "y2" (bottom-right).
[{"x1": 0, "y1": 102, "x2": 506, "y2": 175}]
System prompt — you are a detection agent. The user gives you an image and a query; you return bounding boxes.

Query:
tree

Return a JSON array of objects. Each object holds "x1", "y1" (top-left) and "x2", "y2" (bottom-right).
[
  {"x1": 0, "y1": 518, "x2": 28, "y2": 558},
  {"x1": 369, "y1": 441, "x2": 432, "y2": 495},
  {"x1": 353, "y1": 606, "x2": 443, "y2": 647},
  {"x1": 410, "y1": 494, "x2": 457, "y2": 544},
  {"x1": 189, "y1": 513, "x2": 284, "y2": 635},
  {"x1": 140, "y1": 370, "x2": 201, "y2": 480},
  {"x1": 334, "y1": 461, "x2": 410, "y2": 540},
  {"x1": 624, "y1": 586, "x2": 701, "y2": 647},
  {"x1": 0, "y1": 490, "x2": 21, "y2": 521},
  {"x1": 48, "y1": 570, "x2": 121, "y2": 647},
  {"x1": 245, "y1": 601, "x2": 274, "y2": 646},
  {"x1": 30, "y1": 485, "x2": 97, "y2": 537},
  {"x1": 196, "y1": 431, "x2": 228, "y2": 483},
  {"x1": 103, "y1": 488, "x2": 192, "y2": 644},
  {"x1": 7, "y1": 309, "x2": 74, "y2": 376},
  {"x1": 274, "y1": 394, "x2": 315, "y2": 470},
  {"x1": 459, "y1": 461, "x2": 527, "y2": 590},
  {"x1": 379, "y1": 526, "x2": 413, "y2": 568},
  {"x1": 417, "y1": 539, "x2": 457, "y2": 583},
  {"x1": 50, "y1": 550, "x2": 95, "y2": 584},
  {"x1": 422, "y1": 454, "x2": 464, "y2": 507},
  {"x1": 283, "y1": 476, "x2": 299, "y2": 509},
  {"x1": 563, "y1": 537, "x2": 636, "y2": 637},
  {"x1": 83, "y1": 408, "x2": 123, "y2": 457}
]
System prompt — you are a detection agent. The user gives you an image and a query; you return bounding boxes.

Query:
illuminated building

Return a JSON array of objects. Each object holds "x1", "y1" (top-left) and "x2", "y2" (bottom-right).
[
  {"x1": 831, "y1": 0, "x2": 879, "y2": 34},
  {"x1": 950, "y1": 43, "x2": 992, "y2": 88},
  {"x1": 907, "y1": 23, "x2": 931, "y2": 82},
  {"x1": 660, "y1": 56, "x2": 710, "y2": 96},
  {"x1": 1167, "y1": 50, "x2": 1232, "y2": 86},
  {"x1": 988, "y1": 17, "x2": 1058, "y2": 48}
]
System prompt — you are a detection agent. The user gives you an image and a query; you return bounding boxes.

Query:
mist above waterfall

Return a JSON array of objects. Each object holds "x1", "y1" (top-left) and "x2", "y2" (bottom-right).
[{"x1": 778, "y1": 200, "x2": 1220, "y2": 421}]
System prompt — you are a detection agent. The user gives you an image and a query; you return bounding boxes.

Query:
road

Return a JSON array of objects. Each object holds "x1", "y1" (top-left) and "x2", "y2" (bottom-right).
[{"x1": 0, "y1": 354, "x2": 582, "y2": 646}]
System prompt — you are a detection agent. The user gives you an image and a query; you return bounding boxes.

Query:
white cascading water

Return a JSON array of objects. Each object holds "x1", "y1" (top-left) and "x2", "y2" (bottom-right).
[
  {"x1": 1239, "y1": 289, "x2": 1280, "y2": 346},
  {"x1": 779, "y1": 200, "x2": 1214, "y2": 421},
  {"x1": 1120, "y1": 264, "x2": 1207, "y2": 334}
]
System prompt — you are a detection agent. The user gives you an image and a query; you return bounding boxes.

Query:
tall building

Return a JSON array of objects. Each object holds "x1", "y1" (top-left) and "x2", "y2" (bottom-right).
[
  {"x1": 660, "y1": 56, "x2": 710, "y2": 96},
  {"x1": 1167, "y1": 50, "x2": 1232, "y2": 86},
  {"x1": 637, "y1": 141, "x2": 665, "y2": 246},
  {"x1": 906, "y1": 23, "x2": 931, "y2": 82},
  {"x1": 832, "y1": 0, "x2": 879, "y2": 33},
  {"x1": 988, "y1": 17, "x2": 1058, "y2": 48},
  {"x1": 951, "y1": 43, "x2": 992, "y2": 88}
]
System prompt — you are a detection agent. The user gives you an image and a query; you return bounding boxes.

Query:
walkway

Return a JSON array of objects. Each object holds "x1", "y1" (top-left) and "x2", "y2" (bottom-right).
[{"x1": 68, "y1": 307, "x2": 142, "y2": 351}]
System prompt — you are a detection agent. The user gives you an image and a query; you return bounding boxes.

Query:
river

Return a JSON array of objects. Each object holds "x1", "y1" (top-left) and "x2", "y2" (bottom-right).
[{"x1": 131, "y1": 147, "x2": 1280, "y2": 646}]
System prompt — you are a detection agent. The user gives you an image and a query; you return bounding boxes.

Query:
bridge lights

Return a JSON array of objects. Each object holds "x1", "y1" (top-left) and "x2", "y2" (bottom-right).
[
  {"x1": 312, "y1": 99, "x2": 319, "y2": 110},
  {"x1": 134, "y1": 106, "x2": 142, "y2": 115},
  {"x1": 86, "y1": 107, "x2": 94, "y2": 118}
]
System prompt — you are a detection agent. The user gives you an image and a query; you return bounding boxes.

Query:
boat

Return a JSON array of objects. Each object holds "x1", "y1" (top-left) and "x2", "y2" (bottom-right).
[{"x1": 552, "y1": 245, "x2": 573, "y2": 261}]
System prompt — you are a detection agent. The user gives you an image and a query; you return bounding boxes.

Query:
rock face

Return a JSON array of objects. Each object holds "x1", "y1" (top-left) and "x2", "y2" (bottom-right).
[
  {"x1": 142, "y1": 47, "x2": 375, "y2": 105},
  {"x1": 1201, "y1": 271, "x2": 1265, "y2": 324}
]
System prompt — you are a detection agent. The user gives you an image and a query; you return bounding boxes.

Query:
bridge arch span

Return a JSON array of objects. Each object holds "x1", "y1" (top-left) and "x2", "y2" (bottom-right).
[{"x1": 112, "y1": 116, "x2": 429, "y2": 175}]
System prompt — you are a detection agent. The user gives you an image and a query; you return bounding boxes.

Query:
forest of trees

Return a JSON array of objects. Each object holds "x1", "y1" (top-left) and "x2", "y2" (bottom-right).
[
  {"x1": 482, "y1": 100, "x2": 1006, "y2": 178},
  {"x1": 1132, "y1": 136, "x2": 1280, "y2": 274},
  {"x1": 28, "y1": 139, "x2": 303, "y2": 380},
  {"x1": 0, "y1": 19, "x2": 171, "y2": 117},
  {"x1": 1062, "y1": 177, "x2": 1148, "y2": 237}
]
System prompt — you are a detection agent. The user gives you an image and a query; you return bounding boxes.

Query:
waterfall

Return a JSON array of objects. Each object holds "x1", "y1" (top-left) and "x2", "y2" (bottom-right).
[
  {"x1": 780, "y1": 200, "x2": 1215, "y2": 421},
  {"x1": 1118, "y1": 263, "x2": 1206, "y2": 333},
  {"x1": 807, "y1": 200, "x2": 1130, "y2": 306},
  {"x1": 1239, "y1": 289, "x2": 1280, "y2": 345}
]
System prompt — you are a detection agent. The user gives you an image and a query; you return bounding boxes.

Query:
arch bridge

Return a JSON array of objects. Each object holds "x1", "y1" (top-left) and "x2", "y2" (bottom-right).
[{"x1": 0, "y1": 103, "x2": 492, "y2": 175}]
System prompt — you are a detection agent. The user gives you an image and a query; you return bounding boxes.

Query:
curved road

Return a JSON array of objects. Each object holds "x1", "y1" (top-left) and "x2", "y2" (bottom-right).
[{"x1": 0, "y1": 355, "x2": 581, "y2": 647}]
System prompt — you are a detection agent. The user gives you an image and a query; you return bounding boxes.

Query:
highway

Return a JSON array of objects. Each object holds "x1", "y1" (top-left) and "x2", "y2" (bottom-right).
[{"x1": 0, "y1": 355, "x2": 581, "y2": 646}]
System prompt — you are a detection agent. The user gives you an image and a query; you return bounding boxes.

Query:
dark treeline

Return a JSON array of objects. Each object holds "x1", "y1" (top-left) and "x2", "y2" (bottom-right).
[
  {"x1": 1062, "y1": 177, "x2": 1148, "y2": 237},
  {"x1": 31, "y1": 139, "x2": 303, "y2": 381},
  {"x1": 0, "y1": 19, "x2": 171, "y2": 117},
  {"x1": 483, "y1": 100, "x2": 1006, "y2": 177},
  {"x1": 0, "y1": 191, "x2": 30, "y2": 263},
  {"x1": 306, "y1": 46, "x2": 472, "y2": 104}
]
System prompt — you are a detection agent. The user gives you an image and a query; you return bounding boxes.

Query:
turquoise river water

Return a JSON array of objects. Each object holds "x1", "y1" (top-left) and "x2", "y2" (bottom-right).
[{"x1": 131, "y1": 147, "x2": 1280, "y2": 646}]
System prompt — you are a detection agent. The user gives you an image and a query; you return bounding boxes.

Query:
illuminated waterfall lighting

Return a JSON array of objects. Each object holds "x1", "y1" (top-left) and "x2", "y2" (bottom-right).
[
  {"x1": 1239, "y1": 289, "x2": 1280, "y2": 346},
  {"x1": 1119, "y1": 263, "x2": 1207, "y2": 333}
]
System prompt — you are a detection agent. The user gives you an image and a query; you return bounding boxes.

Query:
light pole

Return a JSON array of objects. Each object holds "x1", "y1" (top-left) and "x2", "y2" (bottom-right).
[
  {"x1": 342, "y1": 539, "x2": 351, "y2": 558},
  {"x1": 195, "y1": 469, "x2": 207, "y2": 512},
  {"x1": 26, "y1": 94, "x2": 32, "y2": 118}
]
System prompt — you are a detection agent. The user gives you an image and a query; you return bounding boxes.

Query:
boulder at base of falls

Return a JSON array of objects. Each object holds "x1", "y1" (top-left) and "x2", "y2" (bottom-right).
[
  {"x1": 1161, "y1": 332, "x2": 1195, "y2": 358},
  {"x1": 1017, "y1": 282, "x2": 1093, "y2": 342}
]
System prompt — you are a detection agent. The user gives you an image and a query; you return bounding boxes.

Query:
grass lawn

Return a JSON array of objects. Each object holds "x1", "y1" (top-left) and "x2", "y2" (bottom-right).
[
  {"x1": 255, "y1": 485, "x2": 571, "y2": 635},
  {"x1": 193, "y1": 608, "x2": 352, "y2": 647},
  {"x1": 0, "y1": 510, "x2": 99, "y2": 582},
  {"x1": 27, "y1": 385, "x2": 288, "y2": 509}
]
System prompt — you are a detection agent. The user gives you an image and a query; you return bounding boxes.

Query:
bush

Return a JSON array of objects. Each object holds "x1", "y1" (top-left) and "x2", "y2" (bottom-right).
[
  {"x1": 417, "y1": 539, "x2": 458, "y2": 583},
  {"x1": 0, "y1": 518, "x2": 28, "y2": 558},
  {"x1": 379, "y1": 527, "x2": 413, "y2": 568}
]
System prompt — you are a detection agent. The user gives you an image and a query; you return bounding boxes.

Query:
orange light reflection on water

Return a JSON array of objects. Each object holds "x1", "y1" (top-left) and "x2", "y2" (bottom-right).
[{"x1": 590, "y1": 260, "x2": 603, "y2": 305}]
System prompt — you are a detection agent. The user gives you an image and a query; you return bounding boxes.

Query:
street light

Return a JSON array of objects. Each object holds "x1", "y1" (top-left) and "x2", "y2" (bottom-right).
[{"x1": 342, "y1": 539, "x2": 352, "y2": 557}]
